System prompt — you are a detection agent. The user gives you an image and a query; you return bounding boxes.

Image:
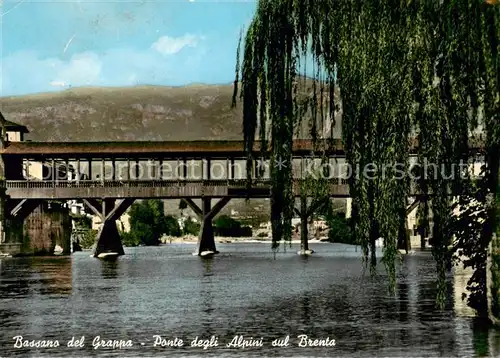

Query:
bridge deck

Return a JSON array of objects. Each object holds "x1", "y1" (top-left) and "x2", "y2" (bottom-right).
[
  {"x1": 2, "y1": 179, "x2": 435, "y2": 199},
  {"x1": 4, "y1": 179, "x2": 351, "y2": 199}
]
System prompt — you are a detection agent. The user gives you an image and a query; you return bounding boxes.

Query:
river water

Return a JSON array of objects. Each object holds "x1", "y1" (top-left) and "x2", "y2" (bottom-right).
[{"x1": 0, "y1": 243, "x2": 499, "y2": 357}]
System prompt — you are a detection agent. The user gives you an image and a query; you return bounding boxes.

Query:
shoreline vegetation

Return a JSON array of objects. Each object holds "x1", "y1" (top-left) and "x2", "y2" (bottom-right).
[
  {"x1": 159, "y1": 235, "x2": 328, "y2": 245},
  {"x1": 74, "y1": 199, "x2": 355, "y2": 249},
  {"x1": 77, "y1": 237, "x2": 330, "y2": 251}
]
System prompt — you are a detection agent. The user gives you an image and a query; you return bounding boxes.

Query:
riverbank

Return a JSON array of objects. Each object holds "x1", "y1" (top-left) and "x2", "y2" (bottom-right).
[{"x1": 160, "y1": 235, "x2": 328, "y2": 244}]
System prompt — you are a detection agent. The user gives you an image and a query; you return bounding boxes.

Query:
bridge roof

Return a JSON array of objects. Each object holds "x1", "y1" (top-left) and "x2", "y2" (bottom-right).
[
  {"x1": 0, "y1": 112, "x2": 30, "y2": 133},
  {"x1": 0, "y1": 137, "x2": 484, "y2": 157},
  {"x1": 0, "y1": 139, "x2": 345, "y2": 156}
]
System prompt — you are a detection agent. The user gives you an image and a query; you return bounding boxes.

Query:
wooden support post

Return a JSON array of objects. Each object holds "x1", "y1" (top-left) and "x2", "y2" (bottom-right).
[
  {"x1": 0, "y1": 187, "x2": 5, "y2": 244},
  {"x1": 9, "y1": 199, "x2": 43, "y2": 221},
  {"x1": 88, "y1": 159, "x2": 92, "y2": 180},
  {"x1": 65, "y1": 158, "x2": 69, "y2": 181},
  {"x1": 191, "y1": 197, "x2": 231, "y2": 256},
  {"x1": 76, "y1": 159, "x2": 80, "y2": 181},
  {"x1": 92, "y1": 198, "x2": 134, "y2": 258},
  {"x1": 51, "y1": 158, "x2": 55, "y2": 185},
  {"x1": 206, "y1": 158, "x2": 211, "y2": 180},
  {"x1": 183, "y1": 158, "x2": 188, "y2": 179},
  {"x1": 112, "y1": 158, "x2": 116, "y2": 181},
  {"x1": 230, "y1": 159, "x2": 235, "y2": 179},
  {"x1": 300, "y1": 196, "x2": 309, "y2": 253},
  {"x1": 82, "y1": 199, "x2": 103, "y2": 218},
  {"x1": 26, "y1": 159, "x2": 30, "y2": 181},
  {"x1": 195, "y1": 198, "x2": 215, "y2": 256},
  {"x1": 101, "y1": 158, "x2": 105, "y2": 182},
  {"x1": 93, "y1": 220, "x2": 124, "y2": 257},
  {"x1": 183, "y1": 198, "x2": 202, "y2": 217},
  {"x1": 135, "y1": 159, "x2": 140, "y2": 180}
]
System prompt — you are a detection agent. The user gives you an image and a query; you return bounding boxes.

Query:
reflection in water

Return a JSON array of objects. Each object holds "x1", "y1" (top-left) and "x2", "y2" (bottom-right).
[
  {"x1": 453, "y1": 264, "x2": 477, "y2": 318},
  {"x1": 0, "y1": 256, "x2": 73, "y2": 356},
  {"x1": 300, "y1": 291, "x2": 311, "y2": 326},
  {"x1": 200, "y1": 257, "x2": 215, "y2": 338},
  {"x1": 0, "y1": 244, "x2": 499, "y2": 357},
  {"x1": 397, "y1": 282, "x2": 409, "y2": 348},
  {"x1": 473, "y1": 318, "x2": 491, "y2": 357},
  {"x1": 0, "y1": 256, "x2": 72, "y2": 297},
  {"x1": 201, "y1": 256, "x2": 214, "y2": 277},
  {"x1": 100, "y1": 259, "x2": 120, "y2": 280}
]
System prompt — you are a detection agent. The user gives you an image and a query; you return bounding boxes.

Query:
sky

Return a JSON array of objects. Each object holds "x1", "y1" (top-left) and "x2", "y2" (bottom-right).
[{"x1": 0, "y1": 0, "x2": 257, "y2": 96}]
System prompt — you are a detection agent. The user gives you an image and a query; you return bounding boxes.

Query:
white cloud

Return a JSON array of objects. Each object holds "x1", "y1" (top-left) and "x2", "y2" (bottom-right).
[
  {"x1": 50, "y1": 80, "x2": 66, "y2": 87},
  {"x1": 55, "y1": 52, "x2": 102, "y2": 86},
  {"x1": 152, "y1": 34, "x2": 201, "y2": 55},
  {"x1": 2, "y1": 48, "x2": 177, "y2": 96},
  {"x1": 1, "y1": 36, "x2": 213, "y2": 96}
]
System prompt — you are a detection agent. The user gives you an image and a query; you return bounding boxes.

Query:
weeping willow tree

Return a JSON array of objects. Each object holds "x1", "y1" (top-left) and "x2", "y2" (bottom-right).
[{"x1": 233, "y1": 0, "x2": 499, "y2": 317}]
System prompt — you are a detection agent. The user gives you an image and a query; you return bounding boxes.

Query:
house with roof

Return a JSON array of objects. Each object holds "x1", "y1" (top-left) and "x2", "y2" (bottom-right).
[
  {"x1": 0, "y1": 112, "x2": 30, "y2": 142},
  {"x1": 0, "y1": 112, "x2": 77, "y2": 182}
]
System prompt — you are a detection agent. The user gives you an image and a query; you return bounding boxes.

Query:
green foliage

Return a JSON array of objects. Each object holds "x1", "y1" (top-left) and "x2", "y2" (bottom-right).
[
  {"x1": 327, "y1": 214, "x2": 355, "y2": 245},
  {"x1": 121, "y1": 231, "x2": 140, "y2": 247},
  {"x1": 214, "y1": 215, "x2": 241, "y2": 230},
  {"x1": 182, "y1": 217, "x2": 200, "y2": 236},
  {"x1": 80, "y1": 229, "x2": 97, "y2": 249},
  {"x1": 72, "y1": 214, "x2": 95, "y2": 250},
  {"x1": 234, "y1": 0, "x2": 500, "y2": 312},
  {"x1": 164, "y1": 215, "x2": 182, "y2": 237},
  {"x1": 127, "y1": 199, "x2": 167, "y2": 246},
  {"x1": 448, "y1": 181, "x2": 490, "y2": 316},
  {"x1": 72, "y1": 214, "x2": 92, "y2": 229},
  {"x1": 322, "y1": 199, "x2": 355, "y2": 245},
  {"x1": 214, "y1": 214, "x2": 252, "y2": 237},
  {"x1": 496, "y1": 183, "x2": 500, "y2": 237},
  {"x1": 179, "y1": 199, "x2": 188, "y2": 212}
]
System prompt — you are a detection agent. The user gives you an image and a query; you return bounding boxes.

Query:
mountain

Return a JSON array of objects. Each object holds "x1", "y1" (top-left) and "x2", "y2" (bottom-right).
[
  {"x1": 0, "y1": 83, "x2": 344, "y2": 220},
  {"x1": 0, "y1": 84, "x2": 243, "y2": 141},
  {"x1": 0, "y1": 82, "x2": 342, "y2": 142}
]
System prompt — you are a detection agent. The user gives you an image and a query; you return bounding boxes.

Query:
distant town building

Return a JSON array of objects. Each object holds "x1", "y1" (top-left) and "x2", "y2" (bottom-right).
[
  {"x1": 92, "y1": 213, "x2": 131, "y2": 233},
  {"x1": 0, "y1": 113, "x2": 30, "y2": 142},
  {"x1": 0, "y1": 113, "x2": 106, "y2": 229}
]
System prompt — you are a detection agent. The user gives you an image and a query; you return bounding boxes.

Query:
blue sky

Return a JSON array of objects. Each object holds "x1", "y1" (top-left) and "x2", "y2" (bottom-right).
[{"x1": 0, "y1": 0, "x2": 257, "y2": 96}]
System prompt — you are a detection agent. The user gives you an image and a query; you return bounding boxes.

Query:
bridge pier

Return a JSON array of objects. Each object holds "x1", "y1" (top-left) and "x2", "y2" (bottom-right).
[
  {"x1": 84, "y1": 198, "x2": 134, "y2": 258},
  {"x1": 1, "y1": 197, "x2": 41, "y2": 256},
  {"x1": 184, "y1": 197, "x2": 231, "y2": 257},
  {"x1": 0, "y1": 186, "x2": 9, "y2": 253},
  {"x1": 94, "y1": 219, "x2": 124, "y2": 257},
  {"x1": 0, "y1": 197, "x2": 72, "y2": 256}
]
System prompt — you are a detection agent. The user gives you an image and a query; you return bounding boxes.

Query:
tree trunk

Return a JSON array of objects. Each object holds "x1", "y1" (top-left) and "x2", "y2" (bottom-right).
[{"x1": 487, "y1": 150, "x2": 500, "y2": 325}]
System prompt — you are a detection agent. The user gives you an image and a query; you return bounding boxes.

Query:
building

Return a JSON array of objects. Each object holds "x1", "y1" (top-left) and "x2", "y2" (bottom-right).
[
  {"x1": 0, "y1": 114, "x2": 72, "y2": 254},
  {"x1": 1, "y1": 113, "x2": 30, "y2": 142}
]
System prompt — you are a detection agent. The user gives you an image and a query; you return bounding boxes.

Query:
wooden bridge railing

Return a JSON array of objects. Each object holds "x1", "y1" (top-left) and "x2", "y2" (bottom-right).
[{"x1": 4, "y1": 178, "x2": 350, "y2": 189}]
